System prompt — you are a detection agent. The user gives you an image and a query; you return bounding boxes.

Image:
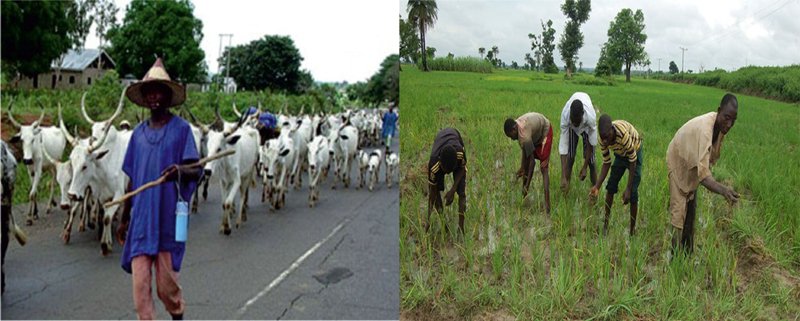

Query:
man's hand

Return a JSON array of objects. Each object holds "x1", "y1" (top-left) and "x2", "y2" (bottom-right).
[
  {"x1": 116, "y1": 221, "x2": 128, "y2": 245},
  {"x1": 445, "y1": 190, "x2": 456, "y2": 206},
  {"x1": 723, "y1": 187, "x2": 740, "y2": 204},
  {"x1": 622, "y1": 188, "x2": 631, "y2": 205},
  {"x1": 161, "y1": 164, "x2": 184, "y2": 181},
  {"x1": 589, "y1": 186, "x2": 599, "y2": 198}
]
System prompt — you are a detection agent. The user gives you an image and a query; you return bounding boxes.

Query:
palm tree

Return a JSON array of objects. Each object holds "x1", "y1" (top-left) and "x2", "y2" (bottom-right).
[
  {"x1": 407, "y1": 0, "x2": 438, "y2": 71},
  {"x1": 479, "y1": 47, "x2": 485, "y2": 59}
]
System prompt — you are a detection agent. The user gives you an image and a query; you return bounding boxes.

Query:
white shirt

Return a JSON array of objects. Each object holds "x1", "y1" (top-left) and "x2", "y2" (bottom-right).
[{"x1": 558, "y1": 92, "x2": 598, "y2": 155}]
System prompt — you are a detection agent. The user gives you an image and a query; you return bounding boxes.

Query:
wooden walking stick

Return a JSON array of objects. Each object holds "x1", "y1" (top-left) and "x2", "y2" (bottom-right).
[{"x1": 104, "y1": 149, "x2": 236, "y2": 208}]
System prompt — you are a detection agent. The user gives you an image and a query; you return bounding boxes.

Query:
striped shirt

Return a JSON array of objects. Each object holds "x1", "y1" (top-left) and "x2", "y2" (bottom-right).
[
  {"x1": 428, "y1": 128, "x2": 467, "y2": 184},
  {"x1": 600, "y1": 120, "x2": 641, "y2": 164}
]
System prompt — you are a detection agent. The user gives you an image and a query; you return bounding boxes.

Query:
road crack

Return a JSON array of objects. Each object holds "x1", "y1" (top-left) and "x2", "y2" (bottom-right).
[{"x1": 318, "y1": 234, "x2": 348, "y2": 267}]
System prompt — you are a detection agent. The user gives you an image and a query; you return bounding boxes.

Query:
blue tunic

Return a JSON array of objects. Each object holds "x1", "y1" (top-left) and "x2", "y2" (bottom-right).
[
  {"x1": 382, "y1": 111, "x2": 398, "y2": 139},
  {"x1": 120, "y1": 116, "x2": 199, "y2": 274}
]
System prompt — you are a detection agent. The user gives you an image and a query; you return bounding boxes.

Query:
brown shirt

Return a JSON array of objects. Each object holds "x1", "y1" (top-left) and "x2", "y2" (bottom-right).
[
  {"x1": 516, "y1": 112, "x2": 550, "y2": 157},
  {"x1": 666, "y1": 112, "x2": 725, "y2": 193}
]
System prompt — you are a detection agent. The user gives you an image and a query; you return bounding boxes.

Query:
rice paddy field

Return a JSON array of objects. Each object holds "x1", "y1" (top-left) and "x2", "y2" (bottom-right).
[{"x1": 399, "y1": 65, "x2": 800, "y2": 320}]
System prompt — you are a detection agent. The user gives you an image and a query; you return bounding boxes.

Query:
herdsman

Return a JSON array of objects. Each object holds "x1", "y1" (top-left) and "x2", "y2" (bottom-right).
[
  {"x1": 559, "y1": 92, "x2": 598, "y2": 192},
  {"x1": 667, "y1": 93, "x2": 740, "y2": 254},
  {"x1": 427, "y1": 128, "x2": 467, "y2": 234},
  {"x1": 589, "y1": 115, "x2": 643, "y2": 235},
  {"x1": 504, "y1": 112, "x2": 552, "y2": 214},
  {"x1": 116, "y1": 58, "x2": 201, "y2": 320}
]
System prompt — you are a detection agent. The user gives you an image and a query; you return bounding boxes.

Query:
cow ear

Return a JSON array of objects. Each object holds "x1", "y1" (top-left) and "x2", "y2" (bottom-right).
[
  {"x1": 94, "y1": 149, "x2": 110, "y2": 160},
  {"x1": 10, "y1": 134, "x2": 21, "y2": 144},
  {"x1": 279, "y1": 149, "x2": 290, "y2": 157},
  {"x1": 226, "y1": 135, "x2": 241, "y2": 145}
]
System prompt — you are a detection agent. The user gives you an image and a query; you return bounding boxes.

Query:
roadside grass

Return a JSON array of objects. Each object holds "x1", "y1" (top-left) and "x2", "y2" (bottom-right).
[{"x1": 400, "y1": 65, "x2": 800, "y2": 319}]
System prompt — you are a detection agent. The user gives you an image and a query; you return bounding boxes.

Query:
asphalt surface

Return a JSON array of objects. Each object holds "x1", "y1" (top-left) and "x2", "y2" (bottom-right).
[{"x1": 1, "y1": 140, "x2": 399, "y2": 320}]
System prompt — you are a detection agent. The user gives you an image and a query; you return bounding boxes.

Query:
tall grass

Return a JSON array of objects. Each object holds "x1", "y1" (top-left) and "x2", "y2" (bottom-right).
[
  {"x1": 421, "y1": 57, "x2": 494, "y2": 73},
  {"x1": 400, "y1": 65, "x2": 800, "y2": 319},
  {"x1": 654, "y1": 65, "x2": 800, "y2": 103}
]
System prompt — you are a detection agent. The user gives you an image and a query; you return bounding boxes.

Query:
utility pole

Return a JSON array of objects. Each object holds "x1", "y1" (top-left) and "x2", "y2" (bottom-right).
[
  {"x1": 658, "y1": 58, "x2": 662, "y2": 72},
  {"x1": 218, "y1": 33, "x2": 233, "y2": 90},
  {"x1": 679, "y1": 46, "x2": 688, "y2": 73}
]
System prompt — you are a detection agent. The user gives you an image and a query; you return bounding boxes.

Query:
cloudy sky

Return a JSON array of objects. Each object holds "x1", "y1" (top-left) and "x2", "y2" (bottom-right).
[
  {"x1": 399, "y1": 0, "x2": 800, "y2": 71},
  {"x1": 85, "y1": 0, "x2": 398, "y2": 83}
]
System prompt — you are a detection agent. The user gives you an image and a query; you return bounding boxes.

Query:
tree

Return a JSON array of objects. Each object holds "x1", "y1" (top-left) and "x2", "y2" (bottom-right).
[
  {"x1": 602, "y1": 8, "x2": 647, "y2": 82},
  {"x1": 407, "y1": 0, "x2": 438, "y2": 71},
  {"x1": 399, "y1": 15, "x2": 420, "y2": 63},
  {"x1": 479, "y1": 47, "x2": 485, "y2": 59},
  {"x1": 93, "y1": 0, "x2": 118, "y2": 50},
  {"x1": 511, "y1": 61, "x2": 519, "y2": 69},
  {"x1": 426, "y1": 47, "x2": 436, "y2": 61},
  {"x1": 107, "y1": 0, "x2": 206, "y2": 82},
  {"x1": 491, "y1": 46, "x2": 499, "y2": 67},
  {"x1": 1, "y1": 1, "x2": 81, "y2": 79},
  {"x1": 220, "y1": 35, "x2": 308, "y2": 94},
  {"x1": 358, "y1": 54, "x2": 399, "y2": 107},
  {"x1": 669, "y1": 61, "x2": 679, "y2": 74},
  {"x1": 447, "y1": 52, "x2": 454, "y2": 59},
  {"x1": 595, "y1": 42, "x2": 622, "y2": 77},
  {"x1": 558, "y1": 0, "x2": 591, "y2": 78},
  {"x1": 524, "y1": 53, "x2": 535, "y2": 70},
  {"x1": 530, "y1": 19, "x2": 558, "y2": 74}
]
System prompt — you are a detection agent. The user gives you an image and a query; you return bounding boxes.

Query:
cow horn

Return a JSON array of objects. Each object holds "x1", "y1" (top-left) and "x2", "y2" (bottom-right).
[
  {"x1": 105, "y1": 86, "x2": 127, "y2": 125},
  {"x1": 6, "y1": 98, "x2": 22, "y2": 129},
  {"x1": 40, "y1": 141, "x2": 61, "y2": 165},
  {"x1": 34, "y1": 100, "x2": 46, "y2": 125},
  {"x1": 184, "y1": 105, "x2": 200, "y2": 125},
  {"x1": 80, "y1": 92, "x2": 97, "y2": 124},
  {"x1": 232, "y1": 102, "x2": 242, "y2": 117},
  {"x1": 58, "y1": 103, "x2": 77, "y2": 147}
]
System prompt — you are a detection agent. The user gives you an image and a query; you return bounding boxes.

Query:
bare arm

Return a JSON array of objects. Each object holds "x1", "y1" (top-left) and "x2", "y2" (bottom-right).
[{"x1": 700, "y1": 176, "x2": 740, "y2": 204}]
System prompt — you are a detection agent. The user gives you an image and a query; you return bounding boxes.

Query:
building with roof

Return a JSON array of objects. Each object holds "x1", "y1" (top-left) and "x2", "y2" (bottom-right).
[{"x1": 16, "y1": 48, "x2": 116, "y2": 90}]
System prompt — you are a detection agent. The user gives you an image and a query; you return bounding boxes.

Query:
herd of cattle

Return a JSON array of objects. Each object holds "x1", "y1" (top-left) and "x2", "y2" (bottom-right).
[{"x1": 3, "y1": 90, "x2": 399, "y2": 255}]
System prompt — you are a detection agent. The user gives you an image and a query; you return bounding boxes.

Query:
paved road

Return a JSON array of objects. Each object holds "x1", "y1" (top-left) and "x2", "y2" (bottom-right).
[{"x1": 1, "y1": 142, "x2": 399, "y2": 320}]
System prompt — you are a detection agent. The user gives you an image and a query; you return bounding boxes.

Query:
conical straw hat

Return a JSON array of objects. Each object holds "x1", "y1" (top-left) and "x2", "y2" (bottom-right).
[{"x1": 125, "y1": 58, "x2": 186, "y2": 108}]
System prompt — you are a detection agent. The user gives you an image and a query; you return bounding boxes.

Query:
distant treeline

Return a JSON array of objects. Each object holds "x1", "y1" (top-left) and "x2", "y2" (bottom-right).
[{"x1": 654, "y1": 65, "x2": 800, "y2": 103}]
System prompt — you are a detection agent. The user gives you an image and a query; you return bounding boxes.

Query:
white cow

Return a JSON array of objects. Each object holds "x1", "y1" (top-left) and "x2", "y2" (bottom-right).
[
  {"x1": 385, "y1": 151, "x2": 399, "y2": 188},
  {"x1": 204, "y1": 125, "x2": 259, "y2": 235},
  {"x1": 288, "y1": 118, "x2": 312, "y2": 189},
  {"x1": 367, "y1": 149, "x2": 383, "y2": 192},
  {"x1": 356, "y1": 150, "x2": 369, "y2": 189},
  {"x1": 7, "y1": 101, "x2": 67, "y2": 224},
  {"x1": 328, "y1": 125, "x2": 359, "y2": 189},
  {"x1": 306, "y1": 136, "x2": 330, "y2": 207},
  {"x1": 66, "y1": 92, "x2": 130, "y2": 255},
  {"x1": 265, "y1": 133, "x2": 295, "y2": 210},
  {"x1": 50, "y1": 120, "x2": 95, "y2": 243}
]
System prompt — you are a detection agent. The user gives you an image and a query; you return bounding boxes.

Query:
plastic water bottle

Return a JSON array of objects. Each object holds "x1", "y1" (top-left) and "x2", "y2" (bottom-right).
[{"x1": 175, "y1": 201, "x2": 189, "y2": 242}]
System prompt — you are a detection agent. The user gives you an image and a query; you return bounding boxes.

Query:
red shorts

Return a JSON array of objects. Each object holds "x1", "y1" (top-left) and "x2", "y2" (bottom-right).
[{"x1": 534, "y1": 126, "x2": 553, "y2": 169}]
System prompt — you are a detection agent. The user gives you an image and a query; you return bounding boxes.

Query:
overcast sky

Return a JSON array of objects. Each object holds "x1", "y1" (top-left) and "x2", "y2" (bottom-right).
[
  {"x1": 85, "y1": 0, "x2": 398, "y2": 83},
  {"x1": 399, "y1": 0, "x2": 800, "y2": 71}
]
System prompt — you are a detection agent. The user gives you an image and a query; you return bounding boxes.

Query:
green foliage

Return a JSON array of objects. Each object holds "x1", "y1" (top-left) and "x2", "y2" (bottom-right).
[
  {"x1": 107, "y1": 0, "x2": 206, "y2": 83},
  {"x1": 601, "y1": 8, "x2": 647, "y2": 82},
  {"x1": 424, "y1": 56, "x2": 493, "y2": 73},
  {"x1": 1, "y1": 1, "x2": 80, "y2": 78},
  {"x1": 530, "y1": 20, "x2": 559, "y2": 74},
  {"x1": 653, "y1": 65, "x2": 800, "y2": 103},
  {"x1": 400, "y1": 16, "x2": 420, "y2": 63},
  {"x1": 220, "y1": 35, "x2": 309, "y2": 94},
  {"x1": 558, "y1": 0, "x2": 591, "y2": 76},
  {"x1": 669, "y1": 61, "x2": 679, "y2": 74},
  {"x1": 407, "y1": 0, "x2": 438, "y2": 72},
  {"x1": 364, "y1": 54, "x2": 400, "y2": 106},
  {"x1": 594, "y1": 43, "x2": 622, "y2": 77}
]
